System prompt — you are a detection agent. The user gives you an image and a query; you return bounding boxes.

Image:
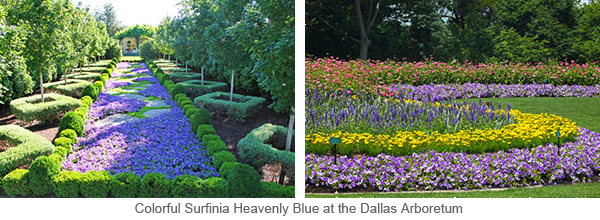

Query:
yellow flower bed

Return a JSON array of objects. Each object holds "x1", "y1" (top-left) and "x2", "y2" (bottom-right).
[{"x1": 306, "y1": 110, "x2": 580, "y2": 156}]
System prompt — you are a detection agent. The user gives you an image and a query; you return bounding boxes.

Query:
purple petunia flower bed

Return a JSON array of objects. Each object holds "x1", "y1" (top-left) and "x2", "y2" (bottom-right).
[
  {"x1": 87, "y1": 93, "x2": 146, "y2": 120},
  {"x1": 139, "y1": 83, "x2": 171, "y2": 99},
  {"x1": 133, "y1": 77, "x2": 159, "y2": 84},
  {"x1": 306, "y1": 128, "x2": 600, "y2": 192},
  {"x1": 387, "y1": 83, "x2": 600, "y2": 100},
  {"x1": 64, "y1": 105, "x2": 217, "y2": 179},
  {"x1": 104, "y1": 80, "x2": 132, "y2": 90}
]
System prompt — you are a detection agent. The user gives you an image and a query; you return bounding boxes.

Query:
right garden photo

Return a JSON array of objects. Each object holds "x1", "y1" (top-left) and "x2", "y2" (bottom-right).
[{"x1": 304, "y1": 0, "x2": 600, "y2": 198}]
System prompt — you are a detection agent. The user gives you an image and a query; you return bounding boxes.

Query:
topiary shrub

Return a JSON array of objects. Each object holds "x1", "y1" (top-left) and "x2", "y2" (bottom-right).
[
  {"x1": 190, "y1": 108, "x2": 212, "y2": 133},
  {"x1": 261, "y1": 182, "x2": 285, "y2": 198},
  {"x1": 28, "y1": 156, "x2": 61, "y2": 196},
  {"x1": 203, "y1": 134, "x2": 222, "y2": 143},
  {"x1": 80, "y1": 171, "x2": 111, "y2": 198},
  {"x1": 10, "y1": 93, "x2": 82, "y2": 123},
  {"x1": 205, "y1": 139, "x2": 227, "y2": 156},
  {"x1": 0, "y1": 125, "x2": 54, "y2": 177},
  {"x1": 200, "y1": 177, "x2": 229, "y2": 198},
  {"x1": 182, "y1": 104, "x2": 195, "y2": 115},
  {"x1": 53, "y1": 137, "x2": 72, "y2": 156},
  {"x1": 178, "y1": 80, "x2": 228, "y2": 97},
  {"x1": 170, "y1": 84, "x2": 185, "y2": 99},
  {"x1": 81, "y1": 95, "x2": 92, "y2": 107},
  {"x1": 2, "y1": 169, "x2": 32, "y2": 197},
  {"x1": 93, "y1": 81, "x2": 104, "y2": 93},
  {"x1": 180, "y1": 100, "x2": 193, "y2": 108},
  {"x1": 58, "y1": 111, "x2": 84, "y2": 136},
  {"x1": 139, "y1": 173, "x2": 171, "y2": 198},
  {"x1": 227, "y1": 163, "x2": 262, "y2": 198},
  {"x1": 185, "y1": 107, "x2": 200, "y2": 119},
  {"x1": 94, "y1": 75, "x2": 106, "y2": 85},
  {"x1": 194, "y1": 92, "x2": 265, "y2": 122},
  {"x1": 160, "y1": 74, "x2": 171, "y2": 85},
  {"x1": 73, "y1": 106, "x2": 88, "y2": 119},
  {"x1": 101, "y1": 73, "x2": 109, "y2": 83},
  {"x1": 110, "y1": 172, "x2": 141, "y2": 198},
  {"x1": 82, "y1": 84, "x2": 98, "y2": 101},
  {"x1": 52, "y1": 171, "x2": 82, "y2": 198},
  {"x1": 219, "y1": 162, "x2": 239, "y2": 180},
  {"x1": 42, "y1": 79, "x2": 92, "y2": 98},
  {"x1": 174, "y1": 93, "x2": 186, "y2": 103},
  {"x1": 59, "y1": 129, "x2": 78, "y2": 144},
  {"x1": 170, "y1": 174, "x2": 202, "y2": 198},
  {"x1": 196, "y1": 124, "x2": 216, "y2": 141},
  {"x1": 212, "y1": 151, "x2": 236, "y2": 171},
  {"x1": 284, "y1": 186, "x2": 295, "y2": 198}
]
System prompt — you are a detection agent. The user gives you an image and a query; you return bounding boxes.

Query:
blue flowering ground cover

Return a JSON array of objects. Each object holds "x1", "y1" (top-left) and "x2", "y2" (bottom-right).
[{"x1": 62, "y1": 62, "x2": 218, "y2": 179}]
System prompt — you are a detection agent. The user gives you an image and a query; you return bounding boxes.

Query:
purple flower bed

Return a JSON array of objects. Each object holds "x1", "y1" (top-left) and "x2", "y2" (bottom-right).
[
  {"x1": 139, "y1": 83, "x2": 170, "y2": 99},
  {"x1": 306, "y1": 127, "x2": 600, "y2": 192},
  {"x1": 387, "y1": 83, "x2": 600, "y2": 100},
  {"x1": 131, "y1": 67, "x2": 151, "y2": 74},
  {"x1": 133, "y1": 77, "x2": 159, "y2": 84},
  {"x1": 87, "y1": 93, "x2": 146, "y2": 120},
  {"x1": 104, "y1": 80, "x2": 132, "y2": 90},
  {"x1": 63, "y1": 105, "x2": 217, "y2": 179},
  {"x1": 116, "y1": 62, "x2": 131, "y2": 69}
]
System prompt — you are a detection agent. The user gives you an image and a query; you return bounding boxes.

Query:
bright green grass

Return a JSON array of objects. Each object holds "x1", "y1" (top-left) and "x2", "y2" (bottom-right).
[
  {"x1": 461, "y1": 97, "x2": 600, "y2": 133},
  {"x1": 126, "y1": 106, "x2": 171, "y2": 119},
  {"x1": 307, "y1": 182, "x2": 600, "y2": 198},
  {"x1": 122, "y1": 56, "x2": 142, "y2": 61},
  {"x1": 307, "y1": 97, "x2": 600, "y2": 198}
]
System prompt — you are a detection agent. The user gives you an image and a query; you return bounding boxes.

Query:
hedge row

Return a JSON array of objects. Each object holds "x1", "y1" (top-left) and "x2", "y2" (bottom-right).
[
  {"x1": 194, "y1": 92, "x2": 265, "y2": 122},
  {"x1": 237, "y1": 123, "x2": 295, "y2": 179},
  {"x1": 9, "y1": 93, "x2": 82, "y2": 123},
  {"x1": 178, "y1": 80, "x2": 228, "y2": 98},
  {"x1": 0, "y1": 125, "x2": 54, "y2": 177},
  {"x1": 42, "y1": 79, "x2": 92, "y2": 98}
]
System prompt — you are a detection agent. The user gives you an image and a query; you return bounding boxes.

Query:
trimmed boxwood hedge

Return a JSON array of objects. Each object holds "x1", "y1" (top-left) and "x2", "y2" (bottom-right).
[
  {"x1": 194, "y1": 92, "x2": 265, "y2": 122},
  {"x1": 42, "y1": 79, "x2": 92, "y2": 98},
  {"x1": 178, "y1": 80, "x2": 228, "y2": 97},
  {"x1": 1, "y1": 169, "x2": 32, "y2": 197},
  {"x1": 9, "y1": 93, "x2": 82, "y2": 123},
  {"x1": 227, "y1": 163, "x2": 262, "y2": 198},
  {"x1": 237, "y1": 123, "x2": 295, "y2": 176},
  {"x1": 168, "y1": 72, "x2": 203, "y2": 83},
  {"x1": 0, "y1": 125, "x2": 55, "y2": 177},
  {"x1": 110, "y1": 172, "x2": 141, "y2": 198}
]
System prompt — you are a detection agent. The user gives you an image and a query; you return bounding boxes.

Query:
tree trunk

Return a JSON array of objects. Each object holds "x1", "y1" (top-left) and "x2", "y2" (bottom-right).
[
  {"x1": 39, "y1": 68, "x2": 44, "y2": 103},
  {"x1": 79, "y1": 62, "x2": 82, "y2": 75},
  {"x1": 359, "y1": 39, "x2": 371, "y2": 60},
  {"x1": 230, "y1": 69, "x2": 234, "y2": 102},
  {"x1": 185, "y1": 61, "x2": 188, "y2": 75},
  {"x1": 201, "y1": 66, "x2": 204, "y2": 85},
  {"x1": 285, "y1": 106, "x2": 295, "y2": 151}
]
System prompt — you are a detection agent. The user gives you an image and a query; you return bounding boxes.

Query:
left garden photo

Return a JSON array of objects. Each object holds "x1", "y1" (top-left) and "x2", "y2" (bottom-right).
[{"x1": 0, "y1": 0, "x2": 295, "y2": 198}]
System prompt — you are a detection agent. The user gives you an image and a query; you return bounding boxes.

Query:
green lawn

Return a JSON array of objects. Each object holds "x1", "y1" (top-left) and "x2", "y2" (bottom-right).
[{"x1": 306, "y1": 97, "x2": 600, "y2": 198}]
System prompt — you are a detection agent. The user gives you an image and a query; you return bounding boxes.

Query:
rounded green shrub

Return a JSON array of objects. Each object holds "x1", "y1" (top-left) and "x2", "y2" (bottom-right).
[
  {"x1": 170, "y1": 84, "x2": 185, "y2": 99},
  {"x1": 190, "y1": 108, "x2": 212, "y2": 133},
  {"x1": 170, "y1": 175, "x2": 202, "y2": 198},
  {"x1": 185, "y1": 107, "x2": 200, "y2": 119},
  {"x1": 28, "y1": 156, "x2": 61, "y2": 196},
  {"x1": 284, "y1": 186, "x2": 295, "y2": 198},
  {"x1": 140, "y1": 173, "x2": 171, "y2": 198},
  {"x1": 206, "y1": 139, "x2": 227, "y2": 156},
  {"x1": 52, "y1": 171, "x2": 82, "y2": 198},
  {"x1": 101, "y1": 69, "x2": 111, "y2": 78},
  {"x1": 227, "y1": 163, "x2": 262, "y2": 198},
  {"x1": 53, "y1": 137, "x2": 73, "y2": 157},
  {"x1": 74, "y1": 106, "x2": 88, "y2": 119},
  {"x1": 200, "y1": 177, "x2": 229, "y2": 198},
  {"x1": 213, "y1": 151, "x2": 236, "y2": 171},
  {"x1": 94, "y1": 75, "x2": 106, "y2": 85},
  {"x1": 174, "y1": 93, "x2": 186, "y2": 102},
  {"x1": 160, "y1": 74, "x2": 171, "y2": 84},
  {"x1": 93, "y1": 81, "x2": 104, "y2": 92},
  {"x1": 261, "y1": 182, "x2": 285, "y2": 198},
  {"x1": 180, "y1": 100, "x2": 193, "y2": 108},
  {"x1": 110, "y1": 172, "x2": 141, "y2": 198},
  {"x1": 59, "y1": 129, "x2": 78, "y2": 144},
  {"x1": 82, "y1": 84, "x2": 98, "y2": 101},
  {"x1": 203, "y1": 134, "x2": 222, "y2": 143},
  {"x1": 53, "y1": 146, "x2": 68, "y2": 159},
  {"x1": 101, "y1": 73, "x2": 109, "y2": 82},
  {"x1": 80, "y1": 171, "x2": 111, "y2": 198},
  {"x1": 81, "y1": 96, "x2": 92, "y2": 107},
  {"x1": 219, "y1": 162, "x2": 239, "y2": 180},
  {"x1": 2, "y1": 169, "x2": 32, "y2": 197},
  {"x1": 182, "y1": 104, "x2": 195, "y2": 115},
  {"x1": 197, "y1": 124, "x2": 216, "y2": 140},
  {"x1": 58, "y1": 111, "x2": 84, "y2": 136}
]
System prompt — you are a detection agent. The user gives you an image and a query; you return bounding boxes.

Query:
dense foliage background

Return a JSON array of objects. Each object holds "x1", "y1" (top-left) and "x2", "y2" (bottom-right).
[{"x1": 306, "y1": 0, "x2": 600, "y2": 63}]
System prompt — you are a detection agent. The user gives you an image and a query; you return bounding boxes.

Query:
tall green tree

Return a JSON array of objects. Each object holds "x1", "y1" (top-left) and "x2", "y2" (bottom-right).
[{"x1": 92, "y1": 3, "x2": 123, "y2": 37}]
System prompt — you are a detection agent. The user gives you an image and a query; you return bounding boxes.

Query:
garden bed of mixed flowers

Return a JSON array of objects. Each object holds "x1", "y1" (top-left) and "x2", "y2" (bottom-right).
[{"x1": 305, "y1": 57, "x2": 600, "y2": 193}]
